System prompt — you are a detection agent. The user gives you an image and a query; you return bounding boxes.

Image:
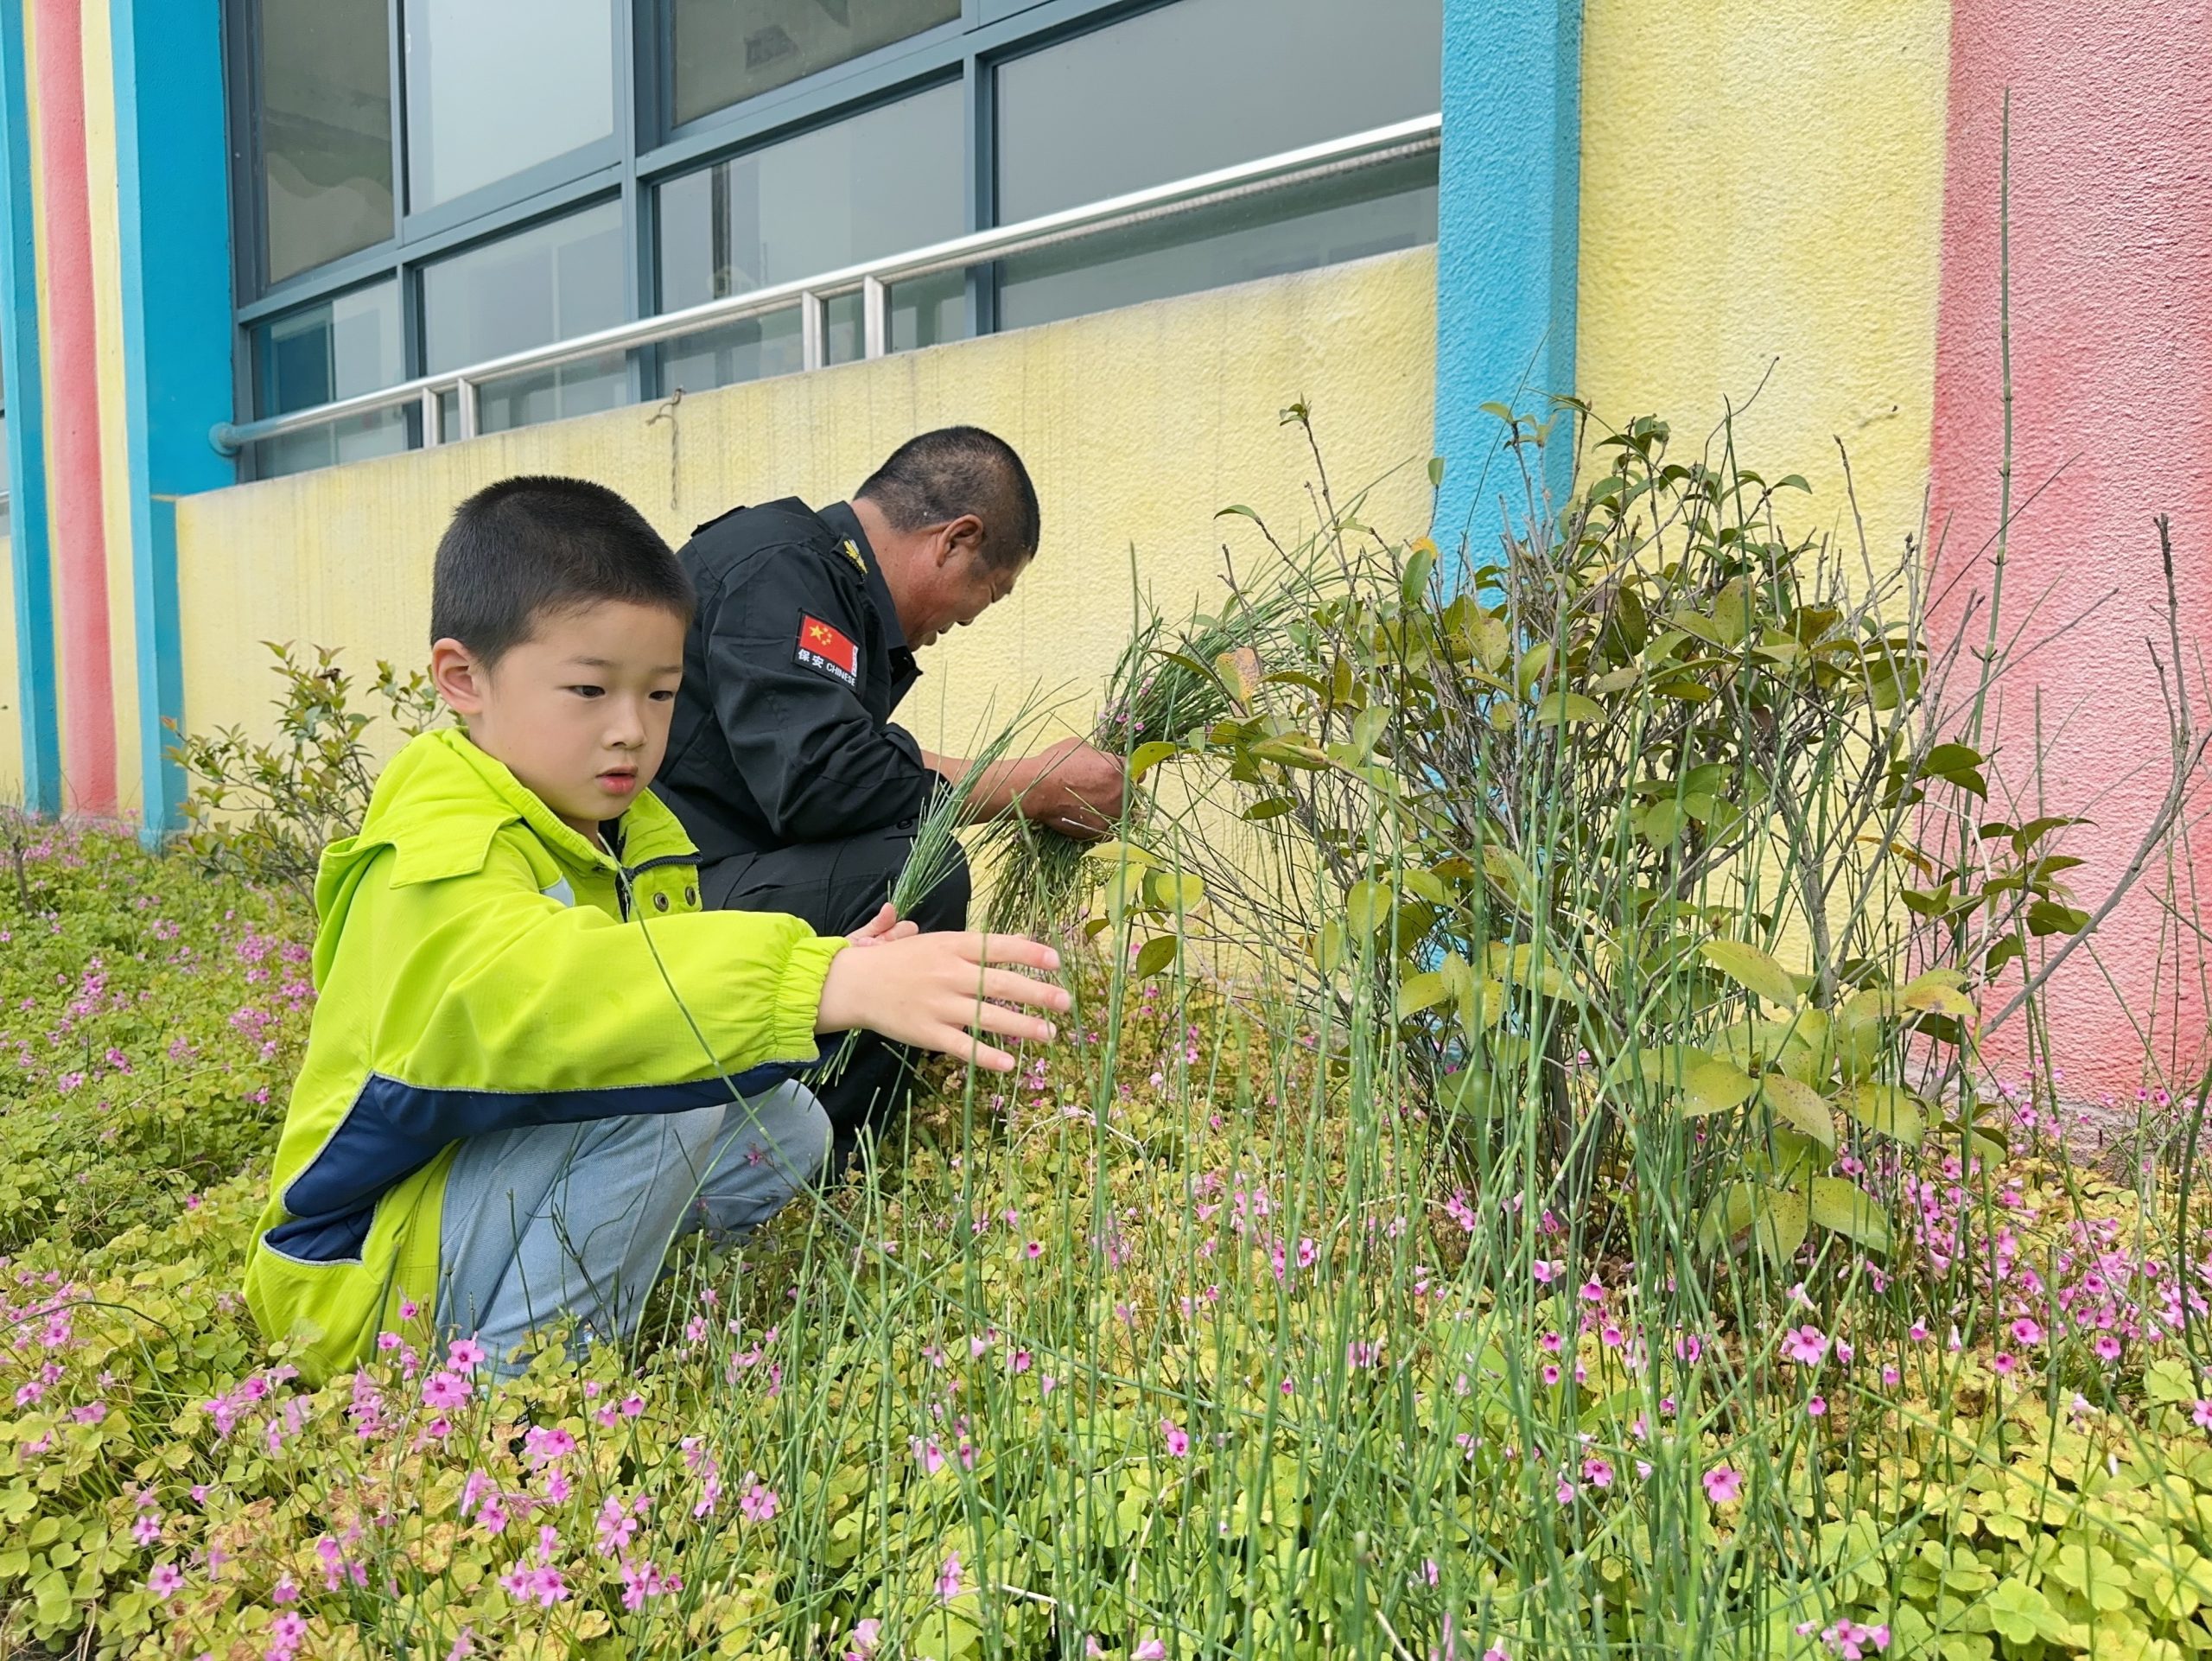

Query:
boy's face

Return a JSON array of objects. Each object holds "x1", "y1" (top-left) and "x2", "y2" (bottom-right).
[{"x1": 430, "y1": 601, "x2": 687, "y2": 846}]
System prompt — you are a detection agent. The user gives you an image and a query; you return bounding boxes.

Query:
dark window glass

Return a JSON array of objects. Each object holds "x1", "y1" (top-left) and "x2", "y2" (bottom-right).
[
  {"x1": 671, "y1": 0, "x2": 961, "y2": 128},
  {"x1": 656, "y1": 84, "x2": 965, "y2": 391},
  {"x1": 248, "y1": 280, "x2": 409, "y2": 477},
  {"x1": 996, "y1": 156, "x2": 1437, "y2": 332},
  {"x1": 404, "y1": 0, "x2": 614, "y2": 210},
  {"x1": 995, "y1": 0, "x2": 1441, "y2": 223},
  {"x1": 422, "y1": 201, "x2": 628, "y2": 435},
  {"x1": 257, "y1": 0, "x2": 395, "y2": 283}
]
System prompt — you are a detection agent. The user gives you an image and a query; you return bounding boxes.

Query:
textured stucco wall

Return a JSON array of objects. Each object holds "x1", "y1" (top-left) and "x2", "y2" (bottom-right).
[
  {"x1": 175, "y1": 250, "x2": 1436, "y2": 773},
  {"x1": 0, "y1": 531, "x2": 18, "y2": 802},
  {"x1": 1576, "y1": 0, "x2": 1951, "y2": 570},
  {"x1": 1929, "y1": 2, "x2": 2212, "y2": 1099},
  {"x1": 1432, "y1": 0, "x2": 1579, "y2": 560}
]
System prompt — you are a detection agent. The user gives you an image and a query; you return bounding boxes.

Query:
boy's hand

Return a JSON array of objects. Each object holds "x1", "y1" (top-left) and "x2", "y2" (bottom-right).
[
  {"x1": 845, "y1": 901, "x2": 919, "y2": 947},
  {"x1": 817, "y1": 932, "x2": 1069, "y2": 1073}
]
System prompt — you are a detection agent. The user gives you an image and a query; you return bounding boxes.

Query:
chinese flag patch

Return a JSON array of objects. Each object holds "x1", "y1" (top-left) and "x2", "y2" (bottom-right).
[{"x1": 796, "y1": 614, "x2": 859, "y2": 686}]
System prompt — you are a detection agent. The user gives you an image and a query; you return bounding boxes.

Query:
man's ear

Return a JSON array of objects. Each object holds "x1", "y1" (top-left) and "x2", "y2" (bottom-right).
[
  {"x1": 938, "y1": 513, "x2": 988, "y2": 565},
  {"x1": 429, "y1": 637, "x2": 490, "y2": 716}
]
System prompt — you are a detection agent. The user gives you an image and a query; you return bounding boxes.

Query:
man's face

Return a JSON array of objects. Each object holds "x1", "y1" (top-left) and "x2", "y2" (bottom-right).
[
  {"x1": 431, "y1": 601, "x2": 687, "y2": 843},
  {"x1": 908, "y1": 527, "x2": 1030, "y2": 648}
]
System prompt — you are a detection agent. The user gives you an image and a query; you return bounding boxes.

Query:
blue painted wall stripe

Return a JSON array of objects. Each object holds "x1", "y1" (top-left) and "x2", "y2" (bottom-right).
[
  {"x1": 0, "y1": 0, "x2": 59, "y2": 814},
  {"x1": 1431, "y1": 0, "x2": 1582, "y2": 577},
  {"x1": 109, "y1": 0, "x2": 236, "y2": 837}
]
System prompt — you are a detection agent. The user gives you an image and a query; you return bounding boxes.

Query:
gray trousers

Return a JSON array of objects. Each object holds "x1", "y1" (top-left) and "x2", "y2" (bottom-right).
[{"x1": 432, "y1": 1080, "x2": 830, "y2": 1378}]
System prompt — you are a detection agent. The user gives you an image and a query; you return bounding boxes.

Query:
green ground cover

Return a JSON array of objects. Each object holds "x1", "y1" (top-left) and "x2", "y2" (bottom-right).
[{"x1": 9, "y1": 417, "x2": 2212, "y2": 1660}]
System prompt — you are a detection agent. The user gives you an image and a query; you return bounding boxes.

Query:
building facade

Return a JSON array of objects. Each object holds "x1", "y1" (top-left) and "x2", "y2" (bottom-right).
[{"x1": 0, "y1": 0, "x2": 2207, "y2": 1097}]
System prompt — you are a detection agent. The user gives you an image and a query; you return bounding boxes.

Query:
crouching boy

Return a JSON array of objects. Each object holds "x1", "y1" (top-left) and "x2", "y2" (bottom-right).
[{"x1": 244, "y1": 475, "x2": 1067, "y2": 1384}]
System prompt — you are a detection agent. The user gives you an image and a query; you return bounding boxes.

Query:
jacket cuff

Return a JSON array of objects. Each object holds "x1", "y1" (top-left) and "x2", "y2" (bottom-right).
[{"x1": 772, "y1": 932, "x2": 848, "y2": 1058}]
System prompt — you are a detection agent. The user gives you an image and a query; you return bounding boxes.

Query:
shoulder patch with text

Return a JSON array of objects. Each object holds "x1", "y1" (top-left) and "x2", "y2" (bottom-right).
[{"x1": 796, "y1": 614, "x2": 860, "y2": 687}]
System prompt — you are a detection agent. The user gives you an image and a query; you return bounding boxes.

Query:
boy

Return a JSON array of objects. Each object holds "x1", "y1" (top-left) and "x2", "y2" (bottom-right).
[{"x1": 244, "y1": 476, "x2": 1067, "y2": 1385}]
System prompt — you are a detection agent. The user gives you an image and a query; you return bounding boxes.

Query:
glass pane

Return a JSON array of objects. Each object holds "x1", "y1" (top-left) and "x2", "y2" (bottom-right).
[
  {"x1": 659, "y1": 307, "x2": 804, "y2": 397},
  {"x1": 889, "y1": 270, "x2": 964, "y2": 353},
  {"x1": 655, "y1": 84, "x2": 965, "y2": 390},
  {"x1": 257, "y1": 0, "x2": 395, "y2": 283},
  {"x1": 405, "y1": 0, "x2": 614, "y2": 210},
  {"x1": 249, "y1": 280, "x2": 410, "y2": 477},
  {"x1": 995, "y1": 0, "x2": 1441, "y2": 223},
  {"x1": 671, "y1": 0, "x2": 960, "y2": 127},
  {"x1": 423, "y1": 201, "x2": 629, "y2": 435},
  {"x1": 996, "y1": 155, "x2": 1437, "y2": 333}
]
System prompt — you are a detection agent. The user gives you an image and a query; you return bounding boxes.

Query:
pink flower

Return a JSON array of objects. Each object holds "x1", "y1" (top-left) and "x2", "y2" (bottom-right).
[
  {"x1": 1160, "y1": 1419, "x2": 1191, "y2": 1456},
  {"x1": 1807, "y1": 1396, "x2": 1827, "y2": 1418},
  {"x1": 845, "y1": 1617, "x2": 883, "y2": 1658},
  {"x1": 1532, "y1": 1260, "x2": 1559, "y2": 1283},
  {"x1": 1703, "y1": 1467, "x2": 1744, "y2": 1505},
  {"x1": 1554, "y1": 1478, "x2": 1577, "y2": 1505},
  {"x1": 739, "y1": 1477, "x2": 780, "y2": 1523},
  {"x1": 447, "y1": 1338, "x2": 485, "y2": 1371},
  {"x1": 1582, "y1": 1458, "x2": 1613, "y2": 1489},
  {"x1": 936, "y1": 1550, "x2": 964, "y2": 1601},
  {"x1": 2010, "y1": 1318, "x2": 2044, "y2": 1347},
  {"x1": 270, "y1": 1612, "x2": 308, "y2": 1646},
  {"x1": 146, "y1": 1562, "x2": 183, "y2": 1599},
  {"x1": 1779, "y1": 1326, "x2": 1829, "y2": 1367},
  {"x1": 2192, "y1": 1399, "x2": 2212, "y2": 1429},
  {"x1": 1135, "y1": 1643, "x2": 1167, "y2": 1660},
  {"x1": 131, "y1": 1512, "x2": 163, "y2": 1546},
  {"x1": 422, "y1": 1371, "x2": 471, "y2": 1410}
]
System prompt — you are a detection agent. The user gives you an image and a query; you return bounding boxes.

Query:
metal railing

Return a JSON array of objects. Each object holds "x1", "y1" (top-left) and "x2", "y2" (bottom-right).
[{"x1": 210, "y1": 113, "x2": 1442, "y2": 458}]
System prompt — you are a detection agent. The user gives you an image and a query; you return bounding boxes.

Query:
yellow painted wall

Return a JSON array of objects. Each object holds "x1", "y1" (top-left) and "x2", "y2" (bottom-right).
[
  {"x1": 78, "y1": 0, "x2": 140, "y2": 811},
  {"x1": 1576, "y1": 0, "x2": 1951, "y2": 567},
  {"x1": 0, "y1": 532, "x2": 19, "y2": 803},
  {"x1": 176, "y1": 248, "x2": 1437, "y2": 767}
]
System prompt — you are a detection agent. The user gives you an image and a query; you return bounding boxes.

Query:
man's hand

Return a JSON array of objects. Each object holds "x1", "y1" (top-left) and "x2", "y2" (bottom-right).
[
  {"x1": 817, "y1": 932, "x2": 1069, "y2": 1072},
  {"x1": 1014, "y1": 738, "x2": 1127, "y2": 839},
  {"x1": 922, "y1": 739, "x2": 1128, "y2": 839}
]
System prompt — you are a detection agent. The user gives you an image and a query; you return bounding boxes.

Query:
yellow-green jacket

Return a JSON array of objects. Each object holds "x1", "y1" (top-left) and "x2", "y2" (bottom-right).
[{"x1": 243, "y1": 729, "x2": 844, "y2": 1384}]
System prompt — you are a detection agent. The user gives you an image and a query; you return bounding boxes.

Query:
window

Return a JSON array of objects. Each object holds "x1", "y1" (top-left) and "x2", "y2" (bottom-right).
[
  {"x1": 228, "y1": 0, "x2": 1444, "y2": 476},
  {"x1": 249, "y1": 281, "x2": 407, "y2": 477},
  {"x1": 404, "y1": 0, "x2": 616, "y2": 210},
  {"x1": 995, "y1": 0, "x2": 1442, "y2": 222},
  {"x1": 656, "y1": 82, "x2": 965, "y2": 391},
  {"x1": 991, "y1": 0, "x2": 1440, "y2": 328},
  {"x1": 421, "y1": 201, "x2": 629, "y2": 435},
  {"x1": 254, "y1": 0, "x2": 394, "y2": 283},
  {"x1": 670, "y1": 0, "x2": 959, "y2": 128}
]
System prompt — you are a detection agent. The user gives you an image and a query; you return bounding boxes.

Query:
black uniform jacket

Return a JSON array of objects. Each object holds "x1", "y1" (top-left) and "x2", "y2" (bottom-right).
[{"x1": 654, "y1": 497, "x2": 935, "y2": 871}]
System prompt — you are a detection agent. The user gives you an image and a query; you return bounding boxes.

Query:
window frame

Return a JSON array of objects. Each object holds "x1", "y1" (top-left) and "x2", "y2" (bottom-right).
[{"x1": 225, "y1": 0, "x2": 1414, "y2": 473}]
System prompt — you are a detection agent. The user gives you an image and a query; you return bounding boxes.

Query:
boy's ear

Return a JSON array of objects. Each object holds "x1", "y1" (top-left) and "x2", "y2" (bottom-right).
[{"x1": 429, "y1": 637, "x2": 490, "y2": 716}]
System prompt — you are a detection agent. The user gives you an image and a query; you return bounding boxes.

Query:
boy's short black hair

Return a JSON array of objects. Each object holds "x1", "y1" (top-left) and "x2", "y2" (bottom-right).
[
  {"x1": 431, "y1": 475, "x2": 694, "y2": 664},
  {"x1": 855, "y1": 426, "x2": 1040, "y2": 570}
]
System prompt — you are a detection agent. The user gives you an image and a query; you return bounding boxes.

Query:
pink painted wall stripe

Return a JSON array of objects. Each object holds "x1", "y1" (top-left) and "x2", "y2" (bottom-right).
[
  {"x1": 1929, "y1": 0, "x2": 2212, "y2": 1095},
  {"x1": 29, "y1": 0, "x2": 115, "y2": 814}
]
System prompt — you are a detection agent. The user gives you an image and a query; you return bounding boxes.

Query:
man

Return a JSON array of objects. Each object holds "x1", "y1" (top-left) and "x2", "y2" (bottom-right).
[{"x1": 653, "y1": 426, "x2": 1126, "y2": 1139}]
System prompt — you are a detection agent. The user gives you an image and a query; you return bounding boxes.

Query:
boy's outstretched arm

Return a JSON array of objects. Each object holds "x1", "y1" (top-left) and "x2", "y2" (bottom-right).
[{"x1": 817, "y1": 932, "x2": 1068, "y2": 1074}]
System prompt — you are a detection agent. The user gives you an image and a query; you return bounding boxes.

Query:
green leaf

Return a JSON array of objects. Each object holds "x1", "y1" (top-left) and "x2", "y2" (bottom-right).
[
  {"x1": 1132, "y1": 935, "x2": 1179, "y2": 978},
  {"x1": 1531, "y1": 690, "x2": 1604, "y2": 727},
  {"x1": 1396, "y1": 971, "x2": 1449, "y2": 1019},
  {"x1": 1345, "y1": 880, "x2": 1394, "y2": 938},
  {"x1": 1758, "y1": 1074, "x2": 1837, "y2": 1149},
  {"x1": 1126, "y1": 741, "x2": 1182, "y2": 783},
  {"x1": 2026, "y1": 899, "x2": 2091, "y2": 936},
  {"x1": 1756, "y1": 1185, "x2": 1809, "y2": 1263},
  {"x1": 1143, "y1": 871, "x2": 1205, "y2": 914},
  {"x1": 1427, "y1": 455, "x2": 1446, "y2": 490},
  {"x1": 1681, "y1": 1058, "x2": 1758, "y2": 1117},
  {"x1": 1900, "y1": 971, "x2": 1977, "y2": 1021},
  {"x1": 1808, "y1": 1176, "x2": 1891, "y2": 1253},
  {"x1": 1083, "y1": 839, "x2": 1158, "y2": 869},
  {"x1": 1241, "y1": 797, "x2": 1294, "y2": 822},
  {"x1": 1847, "y1": 1085, "x2": 1925, "y2": 1147},
  {"x1": 1402, "y1": 540, "x2": 1438, "y2": 606},
  {"x1": 1700, "y1": 939, "x2": 1798, "y2": 1007}
]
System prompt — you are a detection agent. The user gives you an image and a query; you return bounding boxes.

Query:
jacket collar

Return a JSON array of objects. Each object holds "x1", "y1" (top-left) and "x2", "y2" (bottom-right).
[
  {"x1": 820, "y1": 500, "x2": 911, "y2": 658},
  {"x1": 355, "y1": 729, "x2": 698, "y2": 881}
]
